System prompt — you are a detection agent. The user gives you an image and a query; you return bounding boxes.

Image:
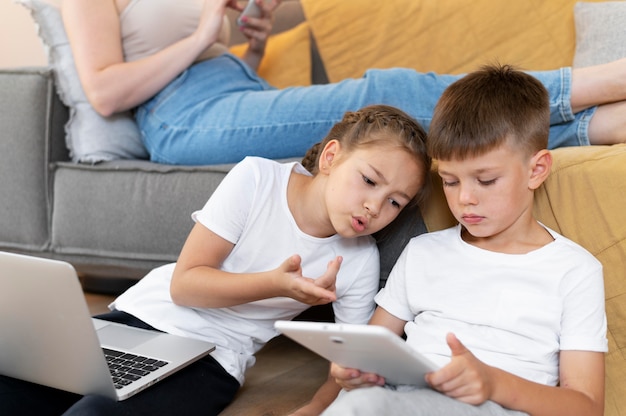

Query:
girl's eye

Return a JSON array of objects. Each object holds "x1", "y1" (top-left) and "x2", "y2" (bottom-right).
[
  {"x1": 362, "y1": 175, "x2": 376, "y2": 186},
  {"x1": 388, "y1": 198, "x2": 401, "y2": 209},
  {"x1": 479, "y1": 178, "x2": 497, "y2": 186}
]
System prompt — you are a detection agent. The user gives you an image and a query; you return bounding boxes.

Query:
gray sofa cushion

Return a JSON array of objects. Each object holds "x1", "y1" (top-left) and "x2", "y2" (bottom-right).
[
  {"x1": 50, "y1": 158, "x2": 428, "y2": 290},
  {"x1": 51, "y1": 160, "x2": 234, "y2": 265}
]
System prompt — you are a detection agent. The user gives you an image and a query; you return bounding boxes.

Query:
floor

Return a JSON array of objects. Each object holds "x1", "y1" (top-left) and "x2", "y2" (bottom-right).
[
  {"x1": 84, "y1": 291, "x2": 117, "y2": 316},
  {"x1": 83, "y1": 290, "x2": 329, "y2": 415}
]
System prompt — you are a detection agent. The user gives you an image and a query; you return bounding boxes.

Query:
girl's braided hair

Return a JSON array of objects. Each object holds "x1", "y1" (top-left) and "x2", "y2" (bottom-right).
[{"x1": 301, "y1": 104, "x2": 431, "y2": 206}]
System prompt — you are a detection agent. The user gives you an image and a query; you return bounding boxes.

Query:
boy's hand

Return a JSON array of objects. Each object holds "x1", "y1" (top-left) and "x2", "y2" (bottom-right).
[
  {"x1": 329, "y1": 362, "x2": 385, "y2": 391},
  {"x1": 426, "y1": 333, "x2": 495, "y2": 405},
  {"x1": 279, "y1": 255, "x2": 339, "y2": 305}
]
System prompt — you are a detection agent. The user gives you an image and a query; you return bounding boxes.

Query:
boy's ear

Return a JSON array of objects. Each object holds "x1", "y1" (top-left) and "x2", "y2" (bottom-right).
[
  {"x1": 318, "y1": 140, "x2": 341, "y2": 174},
  {"x1": 528, "y1": 149, "x2": 552, "y2": 190}
]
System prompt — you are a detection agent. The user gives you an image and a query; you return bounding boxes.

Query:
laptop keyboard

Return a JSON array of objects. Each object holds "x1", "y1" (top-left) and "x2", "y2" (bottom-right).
[{"x1": 103, "y1": 348, "x2": 169, "y2": 389}]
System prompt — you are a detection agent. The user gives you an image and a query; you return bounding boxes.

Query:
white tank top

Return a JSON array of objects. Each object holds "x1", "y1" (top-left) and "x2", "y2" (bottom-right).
[{"x1": 120, "y1": 0, "x2": 230, "y2": 62}]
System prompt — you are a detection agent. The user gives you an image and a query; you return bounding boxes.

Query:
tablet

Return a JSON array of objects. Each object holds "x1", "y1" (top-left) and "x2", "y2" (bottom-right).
[{"x1": 275, "y1": 320, "x2": 438, "y2": 387}]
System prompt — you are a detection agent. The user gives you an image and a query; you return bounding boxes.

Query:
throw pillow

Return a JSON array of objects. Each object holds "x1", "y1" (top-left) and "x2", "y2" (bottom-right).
[
  {"x1": 573, "y1": 1, "x2": 626, "y2": 67},
  {"x1": 229, "y1": 22, "x2": 312, "y2": 88},
  {"x1": 17, "y1": 0, "x2": 148, "y2": 163}
]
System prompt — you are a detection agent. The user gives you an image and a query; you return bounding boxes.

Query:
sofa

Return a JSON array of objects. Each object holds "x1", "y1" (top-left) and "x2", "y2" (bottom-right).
[
  {"x1": 0, "y1": 0, "x2": 323, "y2": 293},
  {"x1": 2, "y1": 0, "x2": 625, "y2": 414}
]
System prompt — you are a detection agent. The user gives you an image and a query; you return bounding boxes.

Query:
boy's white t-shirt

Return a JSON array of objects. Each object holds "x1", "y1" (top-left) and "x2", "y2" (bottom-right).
[
  {"x1": 113, "y1": 157, "x2": 380, "y2": 384},
  {"x1": 376, "y1": 224, "x2": 607, "y2": 386}
]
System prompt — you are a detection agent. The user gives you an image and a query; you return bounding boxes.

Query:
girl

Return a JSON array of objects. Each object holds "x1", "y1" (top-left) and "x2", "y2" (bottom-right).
[
  {"x1": 61, "y1": 0, "x2": 626, "y2": 165},
  {"x1": 0, "y1": 105, "x2": 431, "y2": 415}
]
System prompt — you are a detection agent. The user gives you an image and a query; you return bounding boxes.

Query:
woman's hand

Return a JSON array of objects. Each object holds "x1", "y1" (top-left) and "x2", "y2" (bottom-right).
[
  {"x1": 238, "y1": 0, "x2": 282, "y2": 70},
  {"x1": 195, "y1": 0, "x2": 241, "y2": 48}
]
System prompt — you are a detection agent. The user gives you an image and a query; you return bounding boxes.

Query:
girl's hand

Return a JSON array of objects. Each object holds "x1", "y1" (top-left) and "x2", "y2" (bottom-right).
[
  {"x1": 238, "y1": 0, "x2": 282, "y2": 69},
  {"x1": 330, "y1": 362, "x2": 385, "y2": 391},
  {"x1": 279, "y1": 255, "x2": 339, "y2": 305},
  {"x1": 425, "y1": 333, "x2": 495, "y2": 405}
]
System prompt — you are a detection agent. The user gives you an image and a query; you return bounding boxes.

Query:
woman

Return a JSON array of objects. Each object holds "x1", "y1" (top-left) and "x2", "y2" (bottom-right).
[{"x1": 62, "y1": 0, "x2": 626, "y2": 165}]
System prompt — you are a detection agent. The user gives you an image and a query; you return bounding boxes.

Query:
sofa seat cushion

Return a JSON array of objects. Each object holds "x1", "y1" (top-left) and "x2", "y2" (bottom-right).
[{"x1": 50, "y1": 160, "x2": 233, "y2": 265}]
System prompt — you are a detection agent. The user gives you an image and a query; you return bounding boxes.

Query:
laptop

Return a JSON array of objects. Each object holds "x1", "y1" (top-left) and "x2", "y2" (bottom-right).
[{"x1": 0, "y1": 251, "x2": 215, "y2": 401}]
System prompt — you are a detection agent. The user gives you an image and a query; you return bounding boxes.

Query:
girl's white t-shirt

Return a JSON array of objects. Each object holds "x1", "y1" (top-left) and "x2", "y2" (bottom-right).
[
  {"x1": 376, "y1": 224, "x2": 607, "y2": 386},
  {"x1": 112, "y1": 157, "x2": 380, "y2": 384}
]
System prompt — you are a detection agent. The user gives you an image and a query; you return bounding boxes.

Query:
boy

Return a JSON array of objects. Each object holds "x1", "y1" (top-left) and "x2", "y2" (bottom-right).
[{"x1": 322, "y1": 64, "x2": 607, "y2": 416}]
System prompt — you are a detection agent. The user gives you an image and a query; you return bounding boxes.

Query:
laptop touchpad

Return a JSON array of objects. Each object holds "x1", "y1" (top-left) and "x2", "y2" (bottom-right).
[{"x1": 97, "y1": 324, "x2": 160, "y2": 350}]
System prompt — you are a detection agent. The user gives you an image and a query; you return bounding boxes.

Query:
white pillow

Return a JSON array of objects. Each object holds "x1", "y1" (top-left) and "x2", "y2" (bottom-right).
[
  {"x1": 17, "y1": 0, "x2": 148, "y2": 163},
  {"x1": 573, "y1": 1, "x2": 626, "y2": 68}
]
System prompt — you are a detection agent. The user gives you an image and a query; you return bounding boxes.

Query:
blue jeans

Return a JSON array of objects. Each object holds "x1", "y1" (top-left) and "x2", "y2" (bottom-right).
[{"x1": 136, "y1": 53, "x2": 594, "y2": 165}]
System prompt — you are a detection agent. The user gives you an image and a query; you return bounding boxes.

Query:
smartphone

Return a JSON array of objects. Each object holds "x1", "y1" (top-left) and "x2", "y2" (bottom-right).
[{"x1": 237, "y1": 0, "x2": 262, "y2": 26}]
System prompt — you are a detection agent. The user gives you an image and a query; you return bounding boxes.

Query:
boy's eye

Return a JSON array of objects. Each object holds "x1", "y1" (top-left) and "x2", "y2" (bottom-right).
[{"x1": 442, "y1": 178, "x2": 496, "y2": 187}]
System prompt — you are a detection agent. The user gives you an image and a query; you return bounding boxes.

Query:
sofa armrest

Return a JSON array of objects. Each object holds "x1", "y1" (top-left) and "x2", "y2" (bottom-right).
[
  {"x1": 0, "y1": 67, "x2": 70, "y2": 162},
  {"x1": 0, "y1": 67, "x2": 69, "y2": 251}
]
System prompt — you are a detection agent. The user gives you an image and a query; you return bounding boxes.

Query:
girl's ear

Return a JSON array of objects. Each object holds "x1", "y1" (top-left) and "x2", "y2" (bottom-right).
[
  {"x1": 318, "y1": 140, "x2": 341, "y2": 174},
  {"x1": 528, "y1": 149, "x2": 552, "y2": 190}
]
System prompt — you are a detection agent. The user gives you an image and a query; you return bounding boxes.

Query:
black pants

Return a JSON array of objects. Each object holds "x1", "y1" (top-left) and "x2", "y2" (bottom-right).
[{"x1": 0, "y1": 311, "x2": 239, "y2": 416}]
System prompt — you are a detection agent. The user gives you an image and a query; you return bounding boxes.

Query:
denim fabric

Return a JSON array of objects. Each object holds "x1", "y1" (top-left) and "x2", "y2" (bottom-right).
[
  {"x1": 136, "y1": 54, "x2": 591, "y2": 165},
  {"x1": 529, "y1": 67, "x2": 595, "y2": 148}
]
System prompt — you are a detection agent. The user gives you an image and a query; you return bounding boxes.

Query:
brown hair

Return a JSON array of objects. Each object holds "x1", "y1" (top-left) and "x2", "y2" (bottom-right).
[
  {"x1": 427, "y1": 64, "x2": 549, "y2": 161},
  {"x1": 302, "y1": 105, "x2": 431, "y2": 206}
]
